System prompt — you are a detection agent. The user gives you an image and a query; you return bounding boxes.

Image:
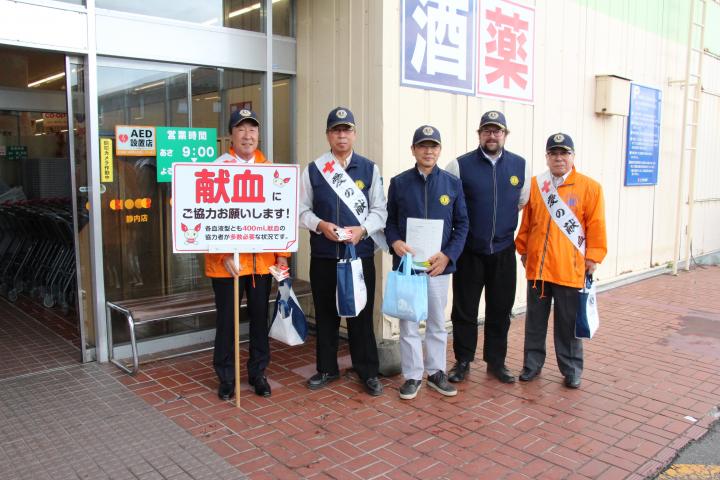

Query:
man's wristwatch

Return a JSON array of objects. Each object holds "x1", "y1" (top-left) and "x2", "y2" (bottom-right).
[{"x1": 361, "y1": 226, "x2": 368, "y2": 240}]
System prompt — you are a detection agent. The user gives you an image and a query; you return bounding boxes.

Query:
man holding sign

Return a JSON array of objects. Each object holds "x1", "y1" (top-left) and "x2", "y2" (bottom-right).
[
  {"x1": 205, "y1": 109, "x2": 290, "y2": 400},
  {"x1": 515, "y1": 133, "x2": 607, "y2": 389},
  {"x1": 385, "y1": 125, "x2": 468, "y2": 400},
  {"x1": 299, "y1": 107, "x2": 387, "y2": 396}
]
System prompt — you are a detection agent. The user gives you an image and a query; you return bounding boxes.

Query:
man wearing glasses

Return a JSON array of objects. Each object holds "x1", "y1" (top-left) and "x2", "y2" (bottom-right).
[
  {"x1": 299, "y1": 107, "x2": 387, "y2": 396},
  {"x1": 515, "y1": 133, "x2": 606, "y2": 389},
  {"x1": 445, "y1": 111, "x2": 529, "y2": 384}
]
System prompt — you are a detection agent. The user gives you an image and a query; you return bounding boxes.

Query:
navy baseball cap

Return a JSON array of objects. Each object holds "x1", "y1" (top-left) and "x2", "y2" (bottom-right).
[
  {"x1": 228, "y1": 109, "x2": 259, "y2": 133},
  {"x1": 412, "y1": 125, "x2": 441, "y2": 145},
  {"x1": 326, "y1": 107, "x2": 355, "y2": 130},
  {"x1": 479, "y1": 110, "x2": 507, "y2": 130},
  {"x1": 546, "y1": 132, "x2": 575, "y2": 152}
]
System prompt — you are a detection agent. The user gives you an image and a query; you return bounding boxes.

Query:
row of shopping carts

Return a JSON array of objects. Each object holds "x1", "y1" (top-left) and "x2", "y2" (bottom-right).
[{"x1": 0, "y1": 199, "x2": 80, "y2": 311}]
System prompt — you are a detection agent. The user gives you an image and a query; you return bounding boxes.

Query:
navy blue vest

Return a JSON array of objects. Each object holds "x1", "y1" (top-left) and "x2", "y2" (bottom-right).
[
  {"x1": 457, "y1": 148, "x2": 526, "y2": 255},
  {"x1": 385, "y1": 166, "x2": 468, "y2": 274},
  {"x1": 308, "y1": 153, "x2": 377, "y2": 258}
]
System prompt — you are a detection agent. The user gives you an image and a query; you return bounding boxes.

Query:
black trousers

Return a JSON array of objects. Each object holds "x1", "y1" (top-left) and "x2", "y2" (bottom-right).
[
  {"x1": 212, "y1": 275, "x2": 272, "y2": 384},
  {"x1": 451, "y1": 245, "x2": 517, "y2": 366},
  {"x1": 309, "y1": 256, "x2": 379, "y2": 381},
  {"x1": 523, "y1": 280, "x2": 583, "y2": 377}
]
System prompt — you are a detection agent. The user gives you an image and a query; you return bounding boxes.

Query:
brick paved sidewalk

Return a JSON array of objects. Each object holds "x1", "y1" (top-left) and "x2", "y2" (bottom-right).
[{"x1": 111, "y1": 266, "x2": 720, "y2": 480}]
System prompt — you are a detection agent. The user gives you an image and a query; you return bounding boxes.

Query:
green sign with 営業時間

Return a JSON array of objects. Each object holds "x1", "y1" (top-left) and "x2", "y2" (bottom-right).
[{"x1": 155, "y1": 127, "x2": 217, "y2": 182}]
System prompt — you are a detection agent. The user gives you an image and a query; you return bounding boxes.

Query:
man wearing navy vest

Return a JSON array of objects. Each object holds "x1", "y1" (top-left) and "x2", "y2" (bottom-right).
[
  {"x1": 445, "y1": 111, "x2": 530, "y2": 384},
  {"x1": 386, "y1": 125, "x2": 469, "y2": 400},
  {"x1": 299, "y1": 107, "x2": 387, "y2": 396}
]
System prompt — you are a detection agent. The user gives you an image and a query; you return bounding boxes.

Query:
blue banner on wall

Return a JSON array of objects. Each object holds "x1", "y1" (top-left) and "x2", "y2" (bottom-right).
[
  {"x1": 400, "y1": 0, "x2": 475, "y2": 94},
  {"x1": 625, "y1": 84, "x2": 662, "y2": 186}
]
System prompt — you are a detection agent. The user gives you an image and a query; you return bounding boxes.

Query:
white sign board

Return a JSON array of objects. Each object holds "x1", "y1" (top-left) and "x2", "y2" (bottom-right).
[
  {"x1": 171, "y1": 162, "x2": 299, "y2": 253},
  {"x1": 115, "y1": 125, "x2": 156, "y2": 156}
]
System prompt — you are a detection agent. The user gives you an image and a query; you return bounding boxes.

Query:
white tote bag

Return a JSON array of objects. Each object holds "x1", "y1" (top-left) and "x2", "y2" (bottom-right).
[{"x1": 269, "y1": 280, "x2": 307, "y2": 346}]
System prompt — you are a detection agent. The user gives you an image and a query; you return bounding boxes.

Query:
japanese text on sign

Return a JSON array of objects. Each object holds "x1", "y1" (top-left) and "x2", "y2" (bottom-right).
[
  {"x1": 172, "y1": 163, "x2": 299, "y2": 253},
  {"x1": 477, "y1": 0, "x2": 534, "y2": 102},
  {"x1": 400, "y1": 0, "x2": 535, "y2": 104},
  {"x1": 625, "y1": 84, "x2": 662, "y2": 186},
  {"x1": 401, "y1": 0, "x2": 475, "y2": 94},
  {"x1": 156, "y1": 127, "x2": 218, "y2": 183},
  {"x1": 6, "y1": 146, "x2": 28, "y2": 161},
  {"x1": 100, "y1": 138, "x2": 113, "y2": 183},
  {"x1": 115, "y1": 125, "x2": 156, "y2": 156}
]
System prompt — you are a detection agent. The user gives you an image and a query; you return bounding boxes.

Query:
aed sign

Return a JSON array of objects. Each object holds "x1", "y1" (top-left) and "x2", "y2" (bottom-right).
[{"x1": 115, "y1": 125, "x2": 156, "y2": 156}]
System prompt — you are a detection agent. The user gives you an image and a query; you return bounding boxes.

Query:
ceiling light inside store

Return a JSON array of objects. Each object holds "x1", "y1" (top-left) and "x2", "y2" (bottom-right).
[
  {"x1": 134, "y1": 80, "x2": 165, "y2": 92},
  {"x1": 229, "y1": 0, "x2": 283, "y2": 18},
  {"x1": 28, "y1": 72, "x2": 65, "y2": 88}
]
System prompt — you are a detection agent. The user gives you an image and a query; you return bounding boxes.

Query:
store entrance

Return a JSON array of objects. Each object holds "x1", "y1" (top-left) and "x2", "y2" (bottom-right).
[{"x1": 0, "y1": 46, "x2": 93, "y2": 378}]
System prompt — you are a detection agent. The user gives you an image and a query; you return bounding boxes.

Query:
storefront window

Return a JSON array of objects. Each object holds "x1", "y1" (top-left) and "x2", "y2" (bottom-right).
[
  {"x1": 98, "y1": 60, "x2": 270, "y2": 342},
  {"x1": 96, "y1": 0, "x2": 223, "y2": 27},
  {"x1": 273, "y1": 73, "x2": 293, "y2": 164},
  {"x1": 272, "y1": 0, "x2": 294, "y2": 37},
  {"x1": 190, "y1": 67, "x2": 264, "y2": 147},
  {"x1": 98, "y1": 64, "x2": 190, "y2": 304},
  {"x1": 95, "y1": 0, "x2": 294, "y2": 35}
]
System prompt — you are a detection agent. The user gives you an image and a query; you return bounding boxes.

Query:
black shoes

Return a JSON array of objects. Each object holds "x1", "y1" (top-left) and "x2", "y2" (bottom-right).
[
  {"x1": 564, "y1": 375, "x2": 581, "y2": 389},
  {"x1": 487, "y1": 364, "x2": 517, "y2": 384},
  {"x1": 249, "y1": 376, "x2": 272, "y2": 397},
  {"x1": 307, "y1": 371, "x2": 340, "y2": 390},
  {"x1": 364, "y1": 377, "x2": 384, "y2": 396},
  {"x1": 427, "y1": 371, "x2": 458, "y2": 396},
  {"x1": 398, "y1": 379, "x2": 422, "y2": 400},
  {"x1": 218, "y1": 382, "x2": 235, "y2": 400},
  {"x1": 519, "y1": 367, "x2": 541, "y2": 382},
  {"x1": 448, "y1": 360, "x2": 470, "y2": 383},
  {"x1": 307, "y1": 372, "x2": 382, "y2": 396}
]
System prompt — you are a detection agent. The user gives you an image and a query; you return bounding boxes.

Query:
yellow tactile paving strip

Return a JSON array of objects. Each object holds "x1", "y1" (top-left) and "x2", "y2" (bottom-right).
[{"x1": 658, "y1": 464, "x2": 720, "y2": 479}]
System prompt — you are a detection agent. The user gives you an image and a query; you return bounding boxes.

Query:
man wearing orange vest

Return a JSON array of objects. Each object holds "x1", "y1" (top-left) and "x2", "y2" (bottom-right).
[
  {"x1": 515, "y1": 133, "x2": 606, "y2": 389},
  {"x1": 205, "y1": 109, "x2": 290, "y2": 400}
]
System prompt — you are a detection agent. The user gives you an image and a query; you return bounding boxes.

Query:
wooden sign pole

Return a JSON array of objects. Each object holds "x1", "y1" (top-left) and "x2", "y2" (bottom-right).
[{"x1": 233, "y1": 252, "x2": 241, "y2": 408}]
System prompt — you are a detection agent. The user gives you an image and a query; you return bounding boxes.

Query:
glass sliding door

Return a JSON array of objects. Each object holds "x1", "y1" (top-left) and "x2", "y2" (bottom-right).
[
  {"x1": 97, "y1": 60, "x2": 190, "y2": 303},
  {"x1": 66, "y1": 56, "x2": 96, "y2": 359},
  {"x1": 98, "y1": 58, "x2": 266, "y2": 344}
]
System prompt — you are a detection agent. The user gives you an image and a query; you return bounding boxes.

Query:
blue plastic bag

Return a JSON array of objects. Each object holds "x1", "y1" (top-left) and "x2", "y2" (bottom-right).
[
  {"x1": 575, "y1": 274, "x2": 599, "y2": 339},
  {"x1": 382, "y1": 253, "x2": 428, "y2": 323},
  {"x1": 336, "y1": 244, "x2": 367, "y2": 317},
  {"x1": 269, "y1": 279, "x2": 307, "y2": 345}
]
